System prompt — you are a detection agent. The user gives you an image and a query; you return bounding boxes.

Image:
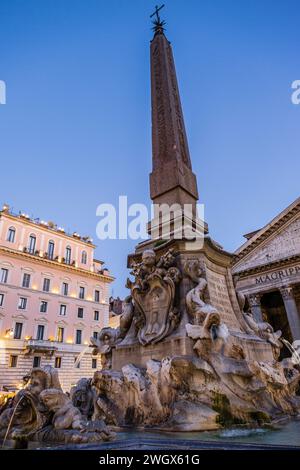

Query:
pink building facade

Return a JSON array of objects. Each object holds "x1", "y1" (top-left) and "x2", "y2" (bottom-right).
[{"x1": 0, "y1": 204, "x2": 113, "y2": 391}]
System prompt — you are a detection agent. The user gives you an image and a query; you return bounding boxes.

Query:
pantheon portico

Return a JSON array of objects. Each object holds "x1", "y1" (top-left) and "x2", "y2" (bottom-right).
[{"x1": 232, "y1": 197, "x2": 300, "y2": 347}]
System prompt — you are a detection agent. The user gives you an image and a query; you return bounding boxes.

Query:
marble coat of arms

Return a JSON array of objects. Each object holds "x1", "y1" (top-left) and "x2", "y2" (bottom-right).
[{"x1": 128, "y1": 248, "x2": 181, "y2": 345}]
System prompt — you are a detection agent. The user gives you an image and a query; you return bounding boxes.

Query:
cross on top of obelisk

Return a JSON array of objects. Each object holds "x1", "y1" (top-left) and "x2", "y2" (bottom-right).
[{"x1": 150, "y1": 4, "x2": 166, "y2": 34}]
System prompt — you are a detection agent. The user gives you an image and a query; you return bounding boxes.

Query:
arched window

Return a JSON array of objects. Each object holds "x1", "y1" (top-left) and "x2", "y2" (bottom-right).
[
  {"x1": 65, "y1": 246, "x2": 71, "y2": 265},
  {"x1": 6, "y1": 227, "x2": 16, "y2": 243},
  {"x1": 48, "y1": 240, "x2": 55, "y2": 260},
  {"x1": 28, "y1": 234, "x2": 36, "y2": 254},
  {"x1": 81, "y1": 251, "x2": 87, "y2": 264}
]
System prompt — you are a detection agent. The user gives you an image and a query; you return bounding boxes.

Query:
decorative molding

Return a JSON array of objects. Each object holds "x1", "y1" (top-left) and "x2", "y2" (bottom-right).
[
  {"x1": 233, "y1": 254, "x2": 300, "y2": 280},
  {"x1": 55, "y1": 319, "x2": 68, "y2": 326},
  {"x1": 12, "y1": 313, "x2": 28, "y2": 320},
  {"x1": 233, "y1": 199, "x2": 300, "y2": 264},
  {"x1": 279, "y1": 286, "x2": 295, "y2": 300},
  {"x1": 34, "y1": 316, "x2": 49, "y2": 323},
  {"x1": 0, "y1": 246, "x2": 114, "y2": 283},
  {"x1": 73, "y1": 321, "x2": 86, "y2": 329}
]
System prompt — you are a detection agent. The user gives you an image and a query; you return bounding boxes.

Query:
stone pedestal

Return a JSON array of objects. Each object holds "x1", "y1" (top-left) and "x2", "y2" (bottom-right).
[{"x1": 112, "y1": 335, "x2": 194, "y2": 370}]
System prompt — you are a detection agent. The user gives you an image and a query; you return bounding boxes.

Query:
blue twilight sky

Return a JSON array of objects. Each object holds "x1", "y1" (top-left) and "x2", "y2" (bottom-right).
[{"x1": 0, "y1": 0, "x2": 299, "y2": 298}]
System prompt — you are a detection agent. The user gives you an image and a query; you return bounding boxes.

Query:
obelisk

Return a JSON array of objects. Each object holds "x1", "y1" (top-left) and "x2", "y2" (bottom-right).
[{"x1": 149, "y1": 11, "x2": 199, "y2": 212}]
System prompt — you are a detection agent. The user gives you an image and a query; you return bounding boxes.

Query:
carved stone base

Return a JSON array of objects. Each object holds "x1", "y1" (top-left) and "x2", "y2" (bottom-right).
[
  {"x1": 112, "y1": 332, "x2": 274, "y2": 370},
  {"x1": 112, "y1": 335, "x2": 194, "y2": 370},
  {"x1": 227, "y1": 332, "x2": 275, "y2": 362}
]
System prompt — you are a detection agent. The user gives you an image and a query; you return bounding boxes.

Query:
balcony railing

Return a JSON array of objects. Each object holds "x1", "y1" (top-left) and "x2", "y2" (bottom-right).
[{"x1": 24, "y1": 339, "x2": 58, "y2": 356}]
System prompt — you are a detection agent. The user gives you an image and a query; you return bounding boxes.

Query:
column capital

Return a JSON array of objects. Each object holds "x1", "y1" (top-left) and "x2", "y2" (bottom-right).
[
  {"x1": 279, "y1": 286, "x2": 294, "y2": 300},
  {"x1": 247, "y1": 293, "x2": 261, "y2": 307}
]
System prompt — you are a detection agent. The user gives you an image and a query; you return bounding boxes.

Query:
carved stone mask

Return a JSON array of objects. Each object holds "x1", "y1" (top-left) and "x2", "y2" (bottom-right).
[{"x1": 142, "y1": 249, "x2": 156, "y2": 267}]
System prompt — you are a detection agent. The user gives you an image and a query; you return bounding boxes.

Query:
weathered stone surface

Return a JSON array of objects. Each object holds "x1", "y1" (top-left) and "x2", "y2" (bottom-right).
[
  {"x1": 0, "y1": 366, "x2": 116, "y2": 445},
  {"x1": 170, "y1": 401, "x2": 220, "y2": 431}
]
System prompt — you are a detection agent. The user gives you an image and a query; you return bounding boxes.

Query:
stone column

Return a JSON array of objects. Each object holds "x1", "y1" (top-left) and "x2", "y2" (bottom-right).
[
  {"x1": 248, "y1": 294, "x2": 263, "y2": 322},
  {"x1": 280, "y1": 286, "x2": 300, "y2": 341}
]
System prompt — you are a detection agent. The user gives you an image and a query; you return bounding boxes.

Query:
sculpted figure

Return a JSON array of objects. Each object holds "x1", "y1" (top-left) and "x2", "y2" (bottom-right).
[
  {"x1": 90, "y1": 296, "x2": 135, "y2": 367},
  {"x1": 40, "y1": 389, "x2": 84, "y2": 430},
  {"x1": 70, "y1": 378, "x2": 94, "y2": 419},
  {"x1": 0, "y1": 366, "x2": 61, "y2": 441},
  {"x1": 184, "y1": 259, "x2": 220, "y2": 329},
  {"x1": 119, "y1": 296, "x2": 135, "y2": 339},
  {"x1": 25, "y1": 365, "x2": 62, "y2": 397},
  {"x1": 90, "y1": 328, "x2": 118, "y2": 369},
  {"x1": 243, "y1": 311, "x2": 282, "y2": 358},
  {"x1": 237, "y1": 291, "x2": 282, "y2": 356}
]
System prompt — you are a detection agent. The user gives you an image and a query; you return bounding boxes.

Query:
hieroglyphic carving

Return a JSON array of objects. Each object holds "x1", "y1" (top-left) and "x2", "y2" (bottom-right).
[
  {"x1": 166, "y1": 43, "x2": 190, "y2": 168},
  {"x1": 152, "y1": 43, "x2": 167, "y2": 165},
  {"x1": 205, "y1": 268, "x2": 241, "y2": 330}
]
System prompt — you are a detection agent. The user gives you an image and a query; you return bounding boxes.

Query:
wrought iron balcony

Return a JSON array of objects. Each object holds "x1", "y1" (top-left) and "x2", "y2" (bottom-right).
[{"x1": 24, "y1": 339, "x2": 58, "y2": 356}]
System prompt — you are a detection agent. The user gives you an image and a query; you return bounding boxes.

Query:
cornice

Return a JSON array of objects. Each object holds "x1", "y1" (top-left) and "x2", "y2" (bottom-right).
[
  {"x1": 0, "y1": 246, "x2": 114, "y2": 283},
  {"x1": 0, "y1": 212, "x2": 96, "y2": 248},
  {"x1": 233, "y1": 254, "x2": 300, "y2": 280}
]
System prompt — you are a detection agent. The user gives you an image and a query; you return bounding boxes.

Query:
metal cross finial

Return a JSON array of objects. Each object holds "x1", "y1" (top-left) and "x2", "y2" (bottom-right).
[
  {"x1": 150, "y1": 4, "x2": 165, "y2": 23},
  {"x1": 150, "y1": 4, "x2": 166, "y2": 34}
]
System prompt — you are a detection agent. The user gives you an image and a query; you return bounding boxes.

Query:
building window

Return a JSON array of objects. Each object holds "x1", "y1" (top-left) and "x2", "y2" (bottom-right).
[
  {"x1": 65, "y1": 246, "x2": 71, "y2": 265},
  {"x1": 28, "y1": 235, "x2": 36, "y2": 254},
  {"x1": 43, "y1": 278, "x2": 50, "y2": 292},
  {"x1": 57, "y1": 327, "x2": 64, "y2": 342},
  {"x1": 40, "y1": 301, "x2": 48, "y2": 313},
  {"x1": 94, "y1": 310, "x2": 99, "y2": 321},
  {"x1": 78, "y1": 307, "x2": 84, "y2": 319},
  {"x1": 22, "y1": 273, "x2": 31, "y2": 288},
  {"x1": 0, "y1": 293, "x2": 4, "y2": 307},
  {"x1": 75, "y1": 329, "x2": 82, "y2": 345},
  {"x1": 18, "y1": 297, "x2": 27, "y2": 310},
  {"x1": 55, "y1": 357, "x2": 62, "y2": 368},
  {"x1": 62, "y1": 282, "x2": 68, "y2": 296},
  {"x1": 59, "y1": 304, "x2": 67, "y2": 316},
  {"x1": 74, "y1": 357, "x2": 80, "y2": 368},
  {"x1": 93, "y1": 331, "x2": 98, "y2": 339},
  {"x1": 1, "y1": 268, "x2": 8, "y2": 284},
  {"x1": 33, "y1": 356, "x2": 41, "y2": 368},
  {"x1": 92, "y1": 358, "x2": 97, "y2": 369},
  {"x1": 36, "y1": 325, "x2": 45, "y2": 340},
  {"x1": 9, "y1": 355, "x2": 18, "y2": 368},
  {"x1": 81, "y1": 251, "x2": 87, "y2": 264},
  {"x1": 7, "y1": 227, "x2": 16, "y2": 243},
  {"x1": 14, "y1": 322, "x2": 23, "y2": 339},
  {"x1": 79, "y1": 286, "x2": 85, "y2": 299},
  {"x1": 94, "y1": 290, "x2": 100, "y2": 302},
  {"x1": 48, "y1": 240, "x2": 55, "y2": 260}
]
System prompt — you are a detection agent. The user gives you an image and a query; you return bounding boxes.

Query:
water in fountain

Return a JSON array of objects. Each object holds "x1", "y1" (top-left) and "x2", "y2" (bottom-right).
[
  {"x1": 74, "y1": 345, "x2": 91, "y2": 369},
  {"x1": 1, "y1": 395, "x2": 24, "y2": 448},
  {"x1": 281, "y1": 338, "x2": 300, "y2": 364}
]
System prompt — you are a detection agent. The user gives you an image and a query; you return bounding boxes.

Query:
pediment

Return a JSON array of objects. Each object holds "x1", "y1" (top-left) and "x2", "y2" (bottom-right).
[
  {"x1": 55, "y1": 319, "x2": 68, "y2": 326},
  {"x1": 12, "y1": 313, "x2": 28, "y2": 320},
  {"x1": 233, "y1": 214, "x2": 300, "y2": 273},
  {"x1": 34, "y1": 316, "x2": 49, "y2": 323},
  {"x1": 73, "y1": 321, "x2": 86, "y2": 329}
]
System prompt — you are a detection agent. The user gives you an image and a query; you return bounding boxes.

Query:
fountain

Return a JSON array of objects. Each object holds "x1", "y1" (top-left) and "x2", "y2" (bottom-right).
[
  {"x1": 0, "y1": 365, "x2": 115, "y2": 447},
  {"x1": 1, "y1": 10, "x2": 300, "y2": 449}
]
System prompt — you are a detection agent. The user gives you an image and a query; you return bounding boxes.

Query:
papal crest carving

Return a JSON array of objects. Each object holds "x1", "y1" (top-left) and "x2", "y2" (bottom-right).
[
  {"x1": 132, "y1": 272, "x2": 176, "y2": 345},
  {"x1": 128, "y1": 249, "x2": 181, "y2": 345}
]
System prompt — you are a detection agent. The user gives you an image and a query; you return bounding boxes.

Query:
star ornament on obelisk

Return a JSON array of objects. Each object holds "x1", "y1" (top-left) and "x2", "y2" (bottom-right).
[{"x1": 150, "y1": 4, "x2": 166, "y2": 35}]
